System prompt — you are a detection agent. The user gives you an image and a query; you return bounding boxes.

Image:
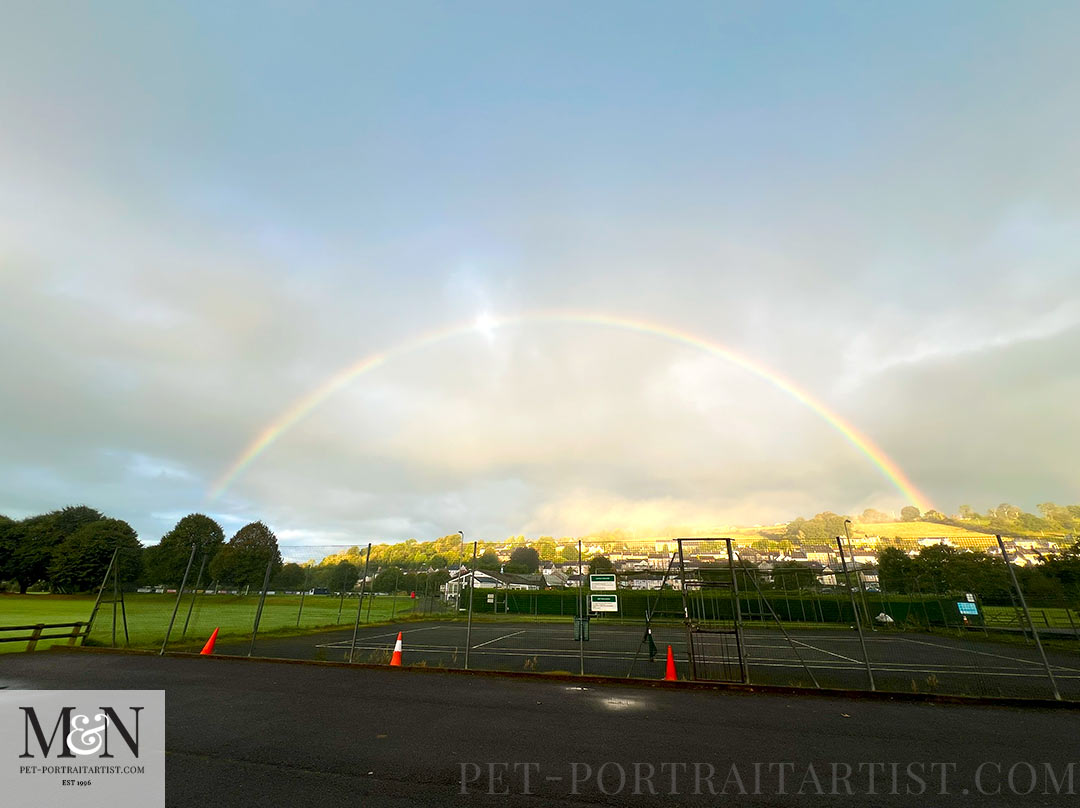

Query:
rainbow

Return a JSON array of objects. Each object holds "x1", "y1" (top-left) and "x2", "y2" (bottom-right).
[{"x1": 207, "y1": 311, "x2": 933, "y2": 511}]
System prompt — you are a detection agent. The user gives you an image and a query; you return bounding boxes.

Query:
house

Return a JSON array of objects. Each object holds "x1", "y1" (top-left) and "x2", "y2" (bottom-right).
[
  {"x1": 442, "y1": 568, "x2": 542, "y2": 600},
  {"x1": 622, "y1": 574, "x2": 665, "y2": 591},
  {"x1": 543, "y1": 570, "x2": 570, "y2": 588}
]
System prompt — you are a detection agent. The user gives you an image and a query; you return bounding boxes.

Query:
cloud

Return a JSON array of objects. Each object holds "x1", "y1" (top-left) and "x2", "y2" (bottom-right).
[{"x1": 1, "y1": 4, "x2": 1078, "y2": 546}]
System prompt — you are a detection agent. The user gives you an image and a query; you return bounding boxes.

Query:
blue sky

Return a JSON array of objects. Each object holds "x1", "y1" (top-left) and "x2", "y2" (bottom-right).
[{"x1": 1, "y1": 2, "x2": 1078, "y2": 547}]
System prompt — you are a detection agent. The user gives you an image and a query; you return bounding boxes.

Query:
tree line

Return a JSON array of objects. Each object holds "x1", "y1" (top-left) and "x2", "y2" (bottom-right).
[{"x1": 0, "y1": 507, "x2": 297, "y2": 594}]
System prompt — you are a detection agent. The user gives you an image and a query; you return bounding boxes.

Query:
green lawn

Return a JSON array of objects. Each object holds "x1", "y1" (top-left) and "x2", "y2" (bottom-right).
[{"x1": 0, "y1": 592, "x2": 435, "y2": 653}]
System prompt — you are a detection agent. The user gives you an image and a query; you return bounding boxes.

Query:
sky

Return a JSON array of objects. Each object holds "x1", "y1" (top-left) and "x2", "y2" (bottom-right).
[{"x1": 1, "y1": 2, "x2": 1078, "y2": 549}]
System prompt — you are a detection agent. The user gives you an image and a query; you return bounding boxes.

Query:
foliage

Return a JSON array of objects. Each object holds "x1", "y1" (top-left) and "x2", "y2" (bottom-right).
[
  {"x1": 47, "y1": 518, "x2": 143, "y2": 592},
  {"x1": 0, "y1": 506, "x2": 105, "y2": 593},
  {"x1": 143, "y1": 513, "x2": 224, "y2": 585},
  {"x1": 475, "y1": 550, "x2": 501, "y2": 571},
  {"x1": 784, "y1": 512, "x2": 850, "y2": 541},
  {"x1": 315, "y1": 560, "x2": 360, "y2": 593},
  {"x1": 588, "y1": 554, "x2": 614, "y2": 574},
  {"x1": 877, "y1": 545, "x2": 1010, "y2": 597},
  {"x1": 272, "y1": 562, "x2": 307, "y2": 591},
  {"x1": 900, "y1": 506, "x2": 921, "y2": 521},
  {"x1": 505, "y1": 546, "x2": 540, "y2": 574},
  {"x1": 209, "y1": 521, "x2": 283, "y2": 588}
]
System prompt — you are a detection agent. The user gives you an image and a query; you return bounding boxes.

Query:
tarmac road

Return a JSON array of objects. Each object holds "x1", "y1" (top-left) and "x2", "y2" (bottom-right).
[{"x1": 1, "y1": 650, "x2": 1077, "y2": 807}]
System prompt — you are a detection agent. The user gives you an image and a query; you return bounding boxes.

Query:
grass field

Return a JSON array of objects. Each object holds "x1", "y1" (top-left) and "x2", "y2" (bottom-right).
[
  {"x1": 0, "y1": 592, "x2": 433, "y2": 653},
  {"x1": 850, "y1": 522, "x2": 1001, "y2": 541}
]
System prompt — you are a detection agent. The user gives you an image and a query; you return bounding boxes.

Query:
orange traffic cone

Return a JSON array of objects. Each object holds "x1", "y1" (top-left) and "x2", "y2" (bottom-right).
[
  {"x1": 200, "y1": 627, "x2": 219, "y2": 656},
  {"x1": 389, "y1": 631, "x2": 403, "y2": 666},
  {"x1": 664, "y1": 644, "x2": 677, "y2": 681}
]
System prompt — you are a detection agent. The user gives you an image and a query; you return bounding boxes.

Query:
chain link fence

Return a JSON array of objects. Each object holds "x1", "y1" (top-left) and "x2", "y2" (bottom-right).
[{"x1": 76, "y1": 533, "x2": 1079, "y2": 701}]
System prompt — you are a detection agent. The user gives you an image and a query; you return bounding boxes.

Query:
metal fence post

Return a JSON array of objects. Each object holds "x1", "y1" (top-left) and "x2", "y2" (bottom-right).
[
  {"x1": 725, "y1": 539, "x2": 749, "y2": 684},
  {"x1": 181, "y1": 554, "x2": 208, "y2": 638},
  {"x1": 837, "y1": 537, "x2": 875, "y2": 691},
  {"x1": 676, "y1": 539, "x2": 696, "y2": 680},
  {"x1": 996, "y1": 535, "x2": 1061, "y2": 701},
  {"x1": 464, "y1": 541, "x2": 478, "y2": 670},
  {"x1": 247, "y1": 553, "x2": 275, "y2": 657},
  {"x1": 347, "y1": 543, "x2": 372, "y2": 663},
  {"x1": 160, "y1": 544, "x2": 197, "y2": 656},
  {"x1": 578, "y1": 539, "x2": 585, "y2": 676}
]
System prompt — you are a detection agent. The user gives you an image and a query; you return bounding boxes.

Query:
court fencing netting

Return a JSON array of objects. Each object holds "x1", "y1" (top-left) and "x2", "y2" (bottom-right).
[{"x1": 80, "y1": 533, "x2": 1080, "y2": 702}]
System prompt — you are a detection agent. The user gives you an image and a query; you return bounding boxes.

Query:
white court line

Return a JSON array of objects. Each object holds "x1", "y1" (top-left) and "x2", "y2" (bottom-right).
[
  {"x1": 897, "y1": 635, "x2": 1080, "y2": 673},
  {"x1": 472, "y1": 630, "x2": 526, "y2": 649},
  {"x1": 788, "y1": 639, "x2": 862, "y2": 664},
  {"x1": 314, "y1": 625, "x2": 448, "y2": 648}
]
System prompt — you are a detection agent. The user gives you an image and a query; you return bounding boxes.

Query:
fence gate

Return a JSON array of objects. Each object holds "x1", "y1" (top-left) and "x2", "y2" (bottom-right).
[{"x1": 676, "y1": 538, "x2": 747, "y2": 683}]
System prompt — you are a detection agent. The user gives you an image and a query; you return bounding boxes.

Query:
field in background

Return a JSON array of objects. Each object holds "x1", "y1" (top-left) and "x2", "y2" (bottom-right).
[
  {"x1": 0, "y1": 593, "x2": 423, "y2": 653},
  {"x1": 849, "y1": 521, "x2": 1002, "y2": 540}
]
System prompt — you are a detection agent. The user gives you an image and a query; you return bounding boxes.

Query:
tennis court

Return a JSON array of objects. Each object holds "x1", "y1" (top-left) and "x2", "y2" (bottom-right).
[{"x1": 220, "y1": 618, "x2": 1080, "y2": 700}]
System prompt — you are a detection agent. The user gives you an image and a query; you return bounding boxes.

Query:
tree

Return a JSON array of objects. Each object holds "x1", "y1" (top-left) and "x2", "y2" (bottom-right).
[
  {"x1": 209, "y1": 521, "x2": 282, "y2": 588},
  {"x1": 372, "y1": 566, "x2": 404, "y2": 593},
  {"x1": 475, "y1": 550, "x2": 501, "y2": 571},
  {"x1": 144, "y1": 513, "x2": 225, "y2": 585},
  {"x1": 588, "y1": 554, "x2": 614, "y2": 574},
  {"x1": 784, "y1": 512, "x2": 849, "y2": 541},
  {"x1": 900, "y1": 506, "x2": 920, "y2": 522},
  {"x1": 429, "y1": 554, "x2": 449, "y2": 569},
  {"x1": 877, "y1": 547, "x2": 916, "y2": 594},
  {"x1": 322, "y1": 560, "x2": 360, "y2": 593},
  {"x1": 504, "y1": 546, "x2": 540, "y2": 574},
  {"x1": 770, "y1": 561, "x2": 820, "y2": 590},
  {"x1": 273, "y1": 563, "x2": 306, "y2": 591},
  {"x1": 48, "y1": 518, "x2": 142, "y2": 592},
  {"x1": 860, "y1": 508, "x2": 890, "y2": 524},
  {"x1": 0, "y1": 506, "x2": 106, "y2": 593},
  {"x1": 922, "y1": 510, "x2": 947, "y2": 522}
]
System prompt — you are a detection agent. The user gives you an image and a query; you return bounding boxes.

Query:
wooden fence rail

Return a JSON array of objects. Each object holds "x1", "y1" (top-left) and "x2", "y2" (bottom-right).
[{"x1": 0, "y1": 622, "x2": 89, "y2": 651}]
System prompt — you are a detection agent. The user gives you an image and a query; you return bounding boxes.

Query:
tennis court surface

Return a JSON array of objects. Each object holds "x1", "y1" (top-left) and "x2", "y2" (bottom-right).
[{"x1": 218, "y1": 618, "x2": 1080, "y2": 701}]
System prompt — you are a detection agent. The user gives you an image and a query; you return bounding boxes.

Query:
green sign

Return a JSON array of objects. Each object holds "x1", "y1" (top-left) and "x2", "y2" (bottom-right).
[
  {"x1": 590, "y1": 594, "x2": 618, "y2": 612},
  {"x1": 590, "y1": 573, "x2": 617, "y2": 591}
]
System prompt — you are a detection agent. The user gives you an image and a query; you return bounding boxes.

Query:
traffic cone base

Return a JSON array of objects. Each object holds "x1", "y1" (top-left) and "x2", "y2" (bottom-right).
[
  {"x1": 200, "y1": 627, "x2": 219, "y2": 656},
  {"x1": 390, "y1": 631, "x2": 403, "y2": 666},
  {"x1": 664, "y1": 644, "x2": 677, "y2": 681}
]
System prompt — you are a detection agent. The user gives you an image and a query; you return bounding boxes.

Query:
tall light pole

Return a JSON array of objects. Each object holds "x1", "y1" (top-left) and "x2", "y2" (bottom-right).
[{"x1": 456, "y1": 530, "x2": 465, "y2": 609}]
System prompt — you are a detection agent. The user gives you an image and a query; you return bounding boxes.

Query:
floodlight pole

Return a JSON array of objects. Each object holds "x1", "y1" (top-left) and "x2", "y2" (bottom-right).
[
  {"x1": 997, "y1": 535, "x2": 1061, "y2": 701},
  {"x1": 161, "y1": 544, "x2": 197, "y2": 656},
  {"x1": 464, "y1": 538, "x2": 477, "y2": 670}
]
